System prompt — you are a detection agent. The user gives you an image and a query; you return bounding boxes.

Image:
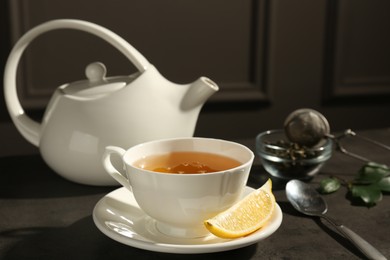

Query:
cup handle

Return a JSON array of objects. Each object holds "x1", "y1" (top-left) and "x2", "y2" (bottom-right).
[{"x1": 102, "y1": 146, "x2": 132, "y2": 191}]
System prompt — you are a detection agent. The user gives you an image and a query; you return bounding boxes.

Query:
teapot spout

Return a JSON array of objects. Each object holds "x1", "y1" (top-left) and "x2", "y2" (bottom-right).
[{"x1": 181, "y1": 77, "x2": 219, "y2": 110}]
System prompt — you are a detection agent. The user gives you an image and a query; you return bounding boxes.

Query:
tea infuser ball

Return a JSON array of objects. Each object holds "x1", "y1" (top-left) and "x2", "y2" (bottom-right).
[{"x1": 284, "y1": 108, "x2": 330, "y2": 147}]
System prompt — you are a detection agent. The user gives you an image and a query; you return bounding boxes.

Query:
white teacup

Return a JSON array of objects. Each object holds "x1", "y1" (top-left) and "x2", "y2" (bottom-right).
[{"x1": 102, "y1": 137, "x2": 254, "y2": 238}]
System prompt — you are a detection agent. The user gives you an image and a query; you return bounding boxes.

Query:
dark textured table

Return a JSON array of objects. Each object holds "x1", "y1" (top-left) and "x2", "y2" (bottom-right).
[{"x1": 1, "y1": 128, "x2": 389, "y2": 259}]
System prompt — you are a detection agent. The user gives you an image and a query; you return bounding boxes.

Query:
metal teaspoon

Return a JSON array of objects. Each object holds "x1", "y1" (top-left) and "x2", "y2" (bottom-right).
[{"x1": 286, "y1": 180, "x2": 387, "y2": 260}]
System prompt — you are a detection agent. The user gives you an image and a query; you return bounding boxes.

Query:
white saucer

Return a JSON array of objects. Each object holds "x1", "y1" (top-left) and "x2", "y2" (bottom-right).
[{"x1": 92, "y1": 186, "x2": 283, "y2": 254}]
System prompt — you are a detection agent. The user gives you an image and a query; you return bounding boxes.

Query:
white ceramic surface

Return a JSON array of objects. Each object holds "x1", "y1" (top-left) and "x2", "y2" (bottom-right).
[
  {"x1": 4, "y1": 19, "x2": 218, "y2": 186},
  {"x1": 93, "y1": 186, "x2": 283, "y2": 254},
  {"x1": 102, "y1": 137, "x2": 254, "y2": 238}
]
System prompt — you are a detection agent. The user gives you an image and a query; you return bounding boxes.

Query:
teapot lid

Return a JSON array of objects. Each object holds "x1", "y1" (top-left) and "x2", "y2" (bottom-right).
[{"x1": 60, "y1": 62, "x2": 137, "y2": 98}]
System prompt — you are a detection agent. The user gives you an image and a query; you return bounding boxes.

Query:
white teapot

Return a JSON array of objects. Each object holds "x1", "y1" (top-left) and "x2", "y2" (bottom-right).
[{"x1": 3, "y1": 19, "x2": 218, "y2": 185}]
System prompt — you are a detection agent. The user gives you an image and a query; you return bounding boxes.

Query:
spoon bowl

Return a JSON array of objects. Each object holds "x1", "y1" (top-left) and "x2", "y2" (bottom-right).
[
  {"x1": 286, "y1": 179, "x2": 327, "y2": 216},
  {"x1": 286, "y1": 180, "x2": 387, "y2": 260}
]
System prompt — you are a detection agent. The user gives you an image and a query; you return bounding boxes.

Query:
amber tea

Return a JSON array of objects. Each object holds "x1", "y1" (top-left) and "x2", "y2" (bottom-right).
[{"x1": 134, "y1": 151, "x2": 241, "y2": 174}]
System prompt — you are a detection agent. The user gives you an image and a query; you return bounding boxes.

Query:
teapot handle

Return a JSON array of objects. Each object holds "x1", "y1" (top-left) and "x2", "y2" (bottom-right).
[{"x1": 4, "y1": 19, "x2": 150, "y2": 146}]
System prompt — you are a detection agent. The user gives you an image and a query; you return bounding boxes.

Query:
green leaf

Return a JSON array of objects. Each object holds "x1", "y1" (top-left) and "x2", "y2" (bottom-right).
[
  {"x1": 319, "y1": 178, "x2": 341, "y2": 194},
  {"x1": 376, "y1": 177, "x2": 390, "y2": 192},
  {"x1": 366, "y1": 161, "x2": 390, "y2": 170},
  {"x1": 355, "y1": 163, "x2": 390, "y2": 184},
  {"x1": 351, "y1": 185, "x2": 383, "y2": 206}
]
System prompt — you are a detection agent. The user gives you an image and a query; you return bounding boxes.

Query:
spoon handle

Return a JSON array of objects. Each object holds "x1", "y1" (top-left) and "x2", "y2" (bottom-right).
[{"x1": 322, "y1": 215, "x2": 387, "y2": 260}]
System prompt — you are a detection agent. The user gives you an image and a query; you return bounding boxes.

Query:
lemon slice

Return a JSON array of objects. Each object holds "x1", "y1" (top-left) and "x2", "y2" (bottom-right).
[{"x1": 204, "y1": 179, "x2": 276, "y2": 239}]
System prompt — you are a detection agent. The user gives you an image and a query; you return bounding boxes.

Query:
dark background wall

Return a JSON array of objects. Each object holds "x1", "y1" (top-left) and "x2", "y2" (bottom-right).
[{"x1": 1, "y1": 0, "x2": 389, "y2": 153}]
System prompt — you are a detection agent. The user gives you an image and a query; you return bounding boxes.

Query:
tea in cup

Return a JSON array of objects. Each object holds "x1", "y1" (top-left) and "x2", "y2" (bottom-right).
[{"x1": 102, "y1": 137, "x2": 254, "y2": 238}]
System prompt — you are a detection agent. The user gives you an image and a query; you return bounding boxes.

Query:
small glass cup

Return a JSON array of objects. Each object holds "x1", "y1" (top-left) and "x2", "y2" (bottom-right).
[{"x1": 256, "y1": 129, "x2": 333, "y2": 180}]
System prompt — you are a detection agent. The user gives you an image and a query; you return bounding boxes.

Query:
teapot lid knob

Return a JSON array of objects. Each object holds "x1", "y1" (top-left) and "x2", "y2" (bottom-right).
[
  {"x1": 60, "y1": 61, "x2": 130, "y2": 98},
  {"x1": 86, "y1": 62, "x2": 106, "y2": 82}
]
